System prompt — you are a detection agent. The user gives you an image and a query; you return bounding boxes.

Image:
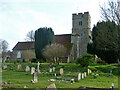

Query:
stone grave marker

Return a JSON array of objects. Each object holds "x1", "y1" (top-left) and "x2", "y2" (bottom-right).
[
  {"x1": 3, "y1": 63, "x2": 7, "y2": 69},
  {"x1": 37, "y1": 62, "x2": 40, "y2": 73},
  {"x1": 46, "y1": 83, "x2": 56, "y2": 89},
  {"x1": 84, "y1": 72, "x2": 87, "y2": 77},
  {"x1": 60, "y1": 68, "x2": 63, "y2": 75},
  {"x1": 77, "y1": 73, "x2": 81, "y2": 80},
  {"x1": 81, "y1": 73, "x2": 84, "y2": 79},
  {"x1": 17, "y1": 64, "x2": 21, "y2": 70},
  {"x1": 87, "y1": 69, "x2": 90, "y2": 75},
  {"x1": 33, "y1": 72, "x2": 37, "y2": 82},
  {"x1": 31, "y1": 72, "x2": 37, "y2": 83},
  {"x1": 25, "y1": 66, "x2": 30, "y2": 72},
  {"x1": 49, "y1": 68, "x2": 52, "y2": 72},
  {"x1": 31, "y1": 67, "x2": 35, "y2": 74},
  {"x1": 53, "y1": 67, "x2": 55, "y2": 72},
  {"x1": 89, "y1": 70, "x2": 92, "y2": 74}
]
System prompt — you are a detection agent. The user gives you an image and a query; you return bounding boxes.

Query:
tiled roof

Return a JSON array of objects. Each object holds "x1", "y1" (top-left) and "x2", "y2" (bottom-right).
[
  {"x1": 13, "y1": 34, "x2": 72, "y2": 51},
  {"x1": 55, "y1": 34, "x2": 71, "y2": 46},
  {"x1": 13, "y1": 41, "x2": 34, "y2": 50},
  {"x1": 55, "y1": 34, "x2": 73, "y2": 51}
]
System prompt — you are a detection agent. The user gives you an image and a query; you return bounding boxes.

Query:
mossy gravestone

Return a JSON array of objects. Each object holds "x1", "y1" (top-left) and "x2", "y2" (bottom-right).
[
  {"x1": 25, "y1": 66, "x2": 30, "y2": 72},
  {"x1": 60, "y1": 68, "x2": 63, "y2": 75},
  {"x1": 17, "y1": 64, "x2": 21, "y2": 70}
]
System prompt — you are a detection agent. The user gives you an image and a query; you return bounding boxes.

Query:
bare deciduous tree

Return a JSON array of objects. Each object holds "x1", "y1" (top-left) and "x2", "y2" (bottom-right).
[
  {"x1": 42, "y1": 43, "x2": 67, "y2": 64},
  {"x1": 1, "y1": 39, "x2": 9, "y2": 52},
  {"x1": 0, "y1": 39, "x2": 9, "y2": 59},
  {"x1": 25, "y1": 30, "x2": 35, "y2": 41},
  {"x1": 100, "y1": 0, "x2": 120, "y2": 25}
]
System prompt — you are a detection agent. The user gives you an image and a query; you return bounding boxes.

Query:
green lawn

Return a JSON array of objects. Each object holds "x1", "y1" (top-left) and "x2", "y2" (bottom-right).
[{"x1": 2, "y1": 63, "x2": 120, "y2": 89}]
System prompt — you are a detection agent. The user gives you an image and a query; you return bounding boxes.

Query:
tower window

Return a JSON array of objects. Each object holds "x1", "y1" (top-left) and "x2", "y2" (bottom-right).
[
  {"x1": 80, "y1": 33, "x2": 83, "y2": 36},
  {"x1": 79, "y1": 21, "x2": 82, "y2": 26}
]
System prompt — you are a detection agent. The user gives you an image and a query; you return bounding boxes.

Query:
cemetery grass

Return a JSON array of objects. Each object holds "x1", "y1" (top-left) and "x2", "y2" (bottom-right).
[{"x1": 2, "y1": 63, "x2": 119, "y2": 89}]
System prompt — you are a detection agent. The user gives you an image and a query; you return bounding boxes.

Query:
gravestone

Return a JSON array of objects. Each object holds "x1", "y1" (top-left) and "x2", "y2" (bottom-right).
[
  {"x1": 25, "y1": 66, "x2": 30, "y2": 72},
  {"x1": 60, "y1": 68, "x2": 63, "y2": 75},
  {"x1": 95, "y1": 54, "x2": 98, "y2": 63},
  {"x1": 84, "y1": 72, "x2": 87, "y2": 77},
  {"x1": 81, "y1": 73, "x2": 84, "y2": 79},
  {"x1": 3, "y1": 63, "x2": 7, "y2": 69},
  {"x1": 53, "y1": 67, "x2": 55, "y2": 72},
  {"x1": 31, "y1": 67, "x2": 35, "y2": 74},
  {"x1": 17, "y1": 64, "x2": 21, "y2": 70},
  {"x1": 31, "y1": 72, "x2": 37, "y2": 83},
  {"x1": 33, "y1": 72, "x2": 37, "y2": 82},
  {"x1": 87, "y1": 69, "x2": 90, "y2": 75},
  {"x1": 77, "y1": 73, "x2": 81, "y2": 80},
  {"x1": 37, "y1": 62, "x2": 40, "y2": 73},
  {"x1": 89, "y1": 70, "x2": 92, "y2": 73},
  {"x1": 49, "y1": 68, "x2": 52, "y2": 72},
  {"x1": 46, "y1": 83, "x2": 57, "y2": 89}
]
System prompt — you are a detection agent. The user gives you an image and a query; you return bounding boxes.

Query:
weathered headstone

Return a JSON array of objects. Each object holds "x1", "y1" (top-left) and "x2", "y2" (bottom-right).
[
  {"x1": 77, "y1": 73, "x2": 81, "y2": 80},
  {"x1": 17, "y1": 64, "x2": 21, "y2": 70},
  {"x1": 3, "y1": 63, "x2": 7, "y2": 69},
  {"x1": 84, "y1": 72, "x2": 87, "y2": 77},
  {"x1": 31, "y1": 67, "x2": 35, "y2": 74},
  {"x1": 49, "y1": 68, "x2": 52, "y2": 72},
  {"x1": 87, "y1": 69, "x2": 90, "y2": 75},
  {"x1": 60, "y1": 68, "x2": 63, "y2": 75},
  {"x1": 31, "y1": 72, "x2": 37, "y2": 83},
  {"x1": 25, "y1": 66, "x2": 30, "y2": 72},
  {"x1": 81, "y1": 73, "x2": 84, "y2": 79},
  {"x1": 89, "y1": 70, "x2": 92, "y2": 73},
  {"x1": 53, "y1": 67, "x2": 55, "y2": 72},
  {"x1": 37, "y1": 62, "x2": 40, "y2": 73},
  {"x1": 95, "y1": 54, "x2": 98, "y2": 63},
  {"x1": 46, "y1": 83, "x2": 56, "y2": 89},
  {"x1": 33, "y1": 72, "x2": 37, "y2": 82}
]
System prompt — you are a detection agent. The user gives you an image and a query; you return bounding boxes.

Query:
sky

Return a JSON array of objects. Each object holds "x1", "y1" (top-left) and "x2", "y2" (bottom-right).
[{"x1": 0, "y1": 0, "x2": 117, "y2": 51}]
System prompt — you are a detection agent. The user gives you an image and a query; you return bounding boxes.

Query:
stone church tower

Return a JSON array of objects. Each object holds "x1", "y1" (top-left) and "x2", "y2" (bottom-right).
[{"x1": 71, "y1": 12, "x2": 92, "y2": 61}]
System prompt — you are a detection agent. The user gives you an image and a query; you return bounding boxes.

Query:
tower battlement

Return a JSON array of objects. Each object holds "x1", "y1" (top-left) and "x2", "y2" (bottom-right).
[{"x1": 72, "y1": 12, "x2": 90, "y2": 19}]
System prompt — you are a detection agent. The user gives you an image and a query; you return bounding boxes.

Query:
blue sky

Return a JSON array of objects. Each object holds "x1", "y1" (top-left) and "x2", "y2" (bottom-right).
[{"x1": 0, "y1": 0, "x2": 113, "y2": 50}]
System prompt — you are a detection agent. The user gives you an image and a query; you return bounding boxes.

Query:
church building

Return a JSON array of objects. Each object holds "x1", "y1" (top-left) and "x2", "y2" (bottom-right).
[{"x1": 12, "y1": 12, "x2": 92, "y2": 62}]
